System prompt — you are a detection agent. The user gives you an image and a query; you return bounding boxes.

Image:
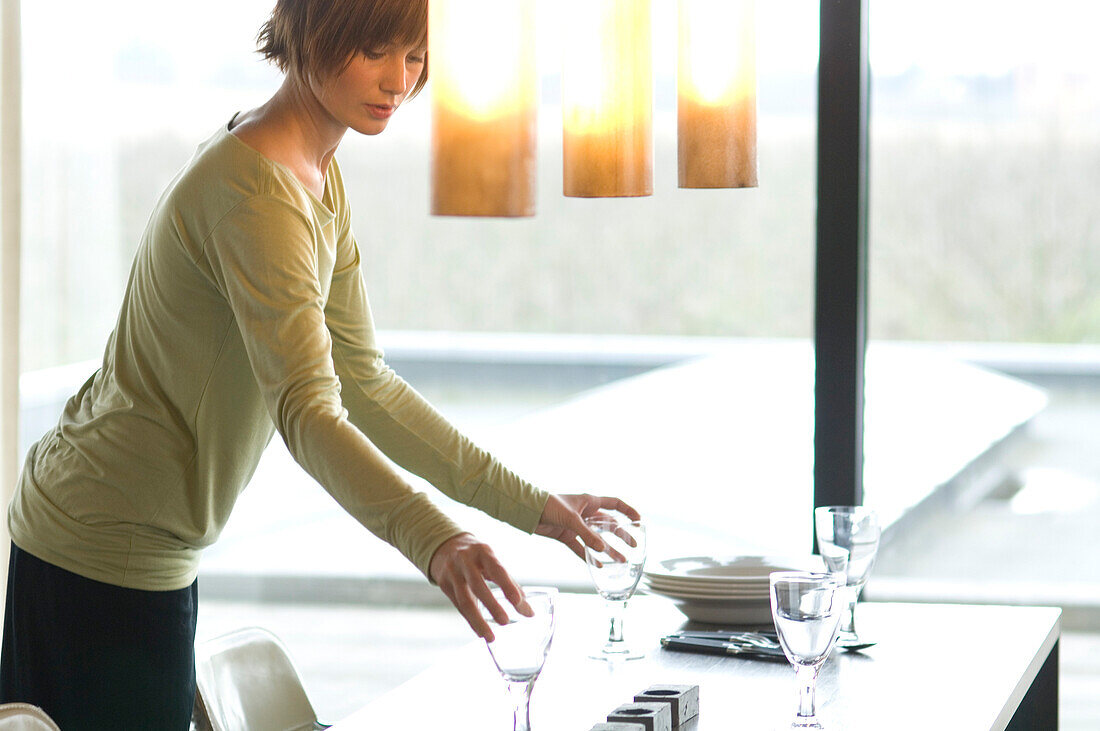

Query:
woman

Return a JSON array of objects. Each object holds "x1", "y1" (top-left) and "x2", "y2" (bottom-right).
[{"x1": 1, "y1": 0, "x2": 639, "y2": 727}]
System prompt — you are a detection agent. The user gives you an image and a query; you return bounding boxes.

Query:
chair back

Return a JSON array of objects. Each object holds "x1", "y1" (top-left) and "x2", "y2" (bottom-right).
[
  {"x1": 0, "y1": 703, "x2": 61, "y2": 731},
  {"x1": 196, "y1": 627, "x2": 322, "y2": 731}
]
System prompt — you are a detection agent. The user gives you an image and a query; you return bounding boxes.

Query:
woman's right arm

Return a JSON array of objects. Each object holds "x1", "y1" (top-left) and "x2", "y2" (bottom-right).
[
  {"x1": 202, "y1": 194, "x2": 465, "y2": 580},
  {"x1": 203, "y1": 194, "x2": 539, "y2": 638}
]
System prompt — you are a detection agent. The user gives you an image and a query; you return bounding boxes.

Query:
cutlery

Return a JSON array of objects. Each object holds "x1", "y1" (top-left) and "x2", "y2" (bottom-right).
[
  {"x1": 668, "y1": 630, "x2": 780, "y2": 646},
  {"x1": 669, "y1": 630, "x2": 876, "y2": 653},
  {"x1": 660, "y1": 636, "x2": 788, "y2": 660}
]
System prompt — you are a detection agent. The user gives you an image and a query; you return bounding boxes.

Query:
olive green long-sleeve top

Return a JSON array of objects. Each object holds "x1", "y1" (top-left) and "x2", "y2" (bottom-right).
[{"x1": 8, "y1": 119, "x2": 550, "y2": 591}]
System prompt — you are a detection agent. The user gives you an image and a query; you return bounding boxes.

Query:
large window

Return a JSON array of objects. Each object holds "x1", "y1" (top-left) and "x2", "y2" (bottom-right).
[
  {"x1": 20, "y1": 2, "x2": 819, "y2": 376},
  {"x1": 868, "y1": 0, "x2": 1100, "y2": 344},
  {"x1": 20, "y1": 0, "x2": 820, "y2": 559},
  {"x1": 20, "y1": 1, "x2": 280, "y2": 377},
  {"x1": 867, "y1": 0, "x2": 1100, "y2": 603},
  {"x1": 19, "y1": 0, "x2": 819, "y2": 473}
]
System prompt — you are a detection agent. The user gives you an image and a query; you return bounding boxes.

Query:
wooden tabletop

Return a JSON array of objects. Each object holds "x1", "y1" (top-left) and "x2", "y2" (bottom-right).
[{"x1": 331, "y1": 595, "x2": 1060, "y2": 731}]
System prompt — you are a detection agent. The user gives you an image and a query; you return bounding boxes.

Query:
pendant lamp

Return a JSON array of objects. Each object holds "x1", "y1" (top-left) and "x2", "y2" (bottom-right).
[
  {"x1": 562, "y1": 0, "x2": 653, "y2": 198},
  {"x1": 677, "y1": 0, "x2": 758, "y2": 188},
  {"x1": 429, "y1": 0, "x2": 537, "y2": 216}
]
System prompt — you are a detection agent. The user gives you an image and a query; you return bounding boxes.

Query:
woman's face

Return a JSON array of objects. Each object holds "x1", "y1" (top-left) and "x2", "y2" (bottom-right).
[{"x1": 311, "y1": 40, "x2": 427, "y2": 135}]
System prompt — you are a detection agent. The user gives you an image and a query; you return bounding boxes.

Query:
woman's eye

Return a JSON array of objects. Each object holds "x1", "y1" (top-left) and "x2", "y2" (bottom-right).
[
  {"x1": 407, "y1": 54, "x2": 426, "y2": 65},
  {"x1": 363, "y1": 49, "x2": 385, "y2": 60}
]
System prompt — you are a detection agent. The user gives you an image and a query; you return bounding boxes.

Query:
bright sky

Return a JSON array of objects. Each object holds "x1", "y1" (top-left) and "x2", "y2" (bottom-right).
[
  {"x1": 865, "y1": 0, "x2": 1100, "y2": 76},
  {"x1": 22, "y1": 0, "x2": 1100, "y2": 104},
  {"x1": 549, "y1": 0, "x2": 1100, "y2": 77}
]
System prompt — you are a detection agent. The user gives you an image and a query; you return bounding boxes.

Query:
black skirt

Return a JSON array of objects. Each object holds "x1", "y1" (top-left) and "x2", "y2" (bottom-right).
[{"x1": 0, "y1": 542, "x2": 198, "y2": 730}]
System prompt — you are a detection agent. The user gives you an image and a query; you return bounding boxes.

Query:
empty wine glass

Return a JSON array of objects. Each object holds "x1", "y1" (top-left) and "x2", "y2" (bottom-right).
[
  {"x1": 770, "y1": 572, "x2": 844, "y2": 729},
  {"x1": 481, "y1": 587, "x2": 557, "y2": 731},
  {"x1": 814, "y1": 506, "x2": 880, "y2": 646},
  {"x1": 583, "y1": 516, "x2": 647, "y2": 660}
]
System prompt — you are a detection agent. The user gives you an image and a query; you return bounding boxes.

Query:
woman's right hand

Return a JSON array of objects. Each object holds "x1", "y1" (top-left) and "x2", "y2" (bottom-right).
[{"x1": 428, "y1": 532, "x2": 531, "y2": 642}]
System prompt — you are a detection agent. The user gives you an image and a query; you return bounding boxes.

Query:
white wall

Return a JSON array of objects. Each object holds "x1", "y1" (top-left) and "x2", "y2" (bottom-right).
[{"x1": 0, "y1": 0, "x2": 23, "y2": 605}]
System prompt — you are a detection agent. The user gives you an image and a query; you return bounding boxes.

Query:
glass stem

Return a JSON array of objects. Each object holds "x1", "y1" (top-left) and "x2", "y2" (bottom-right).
[
  {"x1": 507, "y1": 680, "x2": 534, "y2": 731},
  {"x1": 607, "y1": 600, "x2": 627, "y2": 645},
  {"x1": 839, "y1": 588, "x2": 859, "y2": 637},
  {"x1": 795, "y1": 664, "x2": 819, "y2": 721}
]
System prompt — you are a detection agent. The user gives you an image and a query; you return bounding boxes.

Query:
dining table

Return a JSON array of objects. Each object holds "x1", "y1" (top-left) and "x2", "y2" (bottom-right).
[{"x1": 330, "y1": 593, "x2": 1060, "y2": 731}]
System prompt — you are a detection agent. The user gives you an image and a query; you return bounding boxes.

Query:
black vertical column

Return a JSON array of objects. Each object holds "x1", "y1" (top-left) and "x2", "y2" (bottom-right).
[{"x1": 814, "y1": 0, "x2": 870, "y2": 524}]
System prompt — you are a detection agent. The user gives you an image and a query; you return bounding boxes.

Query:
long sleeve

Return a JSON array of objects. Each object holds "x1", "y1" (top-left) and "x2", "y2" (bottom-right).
[
  {"x1": 322, "y1": 211, "x2": 550, "y2": 534},
  {"x1": 8, "y1": 124, "x2": 503, "y2": 590},
  {"x1": 202, "y1": 193, "x2": 465, "y2": 578}
]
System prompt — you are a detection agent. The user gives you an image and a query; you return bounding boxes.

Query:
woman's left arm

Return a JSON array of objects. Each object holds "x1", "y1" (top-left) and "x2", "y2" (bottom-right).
[
  {"x1": 323, "y1": 231, "x2": 547, "y2": 533},
  {"x1": 324, "y1": 217, "x2": 638, "y2": 550}
]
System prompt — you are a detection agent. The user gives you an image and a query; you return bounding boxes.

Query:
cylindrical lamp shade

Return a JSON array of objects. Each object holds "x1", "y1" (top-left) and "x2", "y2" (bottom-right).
[
  {"x1": 562, "y1": 0, "x2": 653, "y2": 198},
  {"x1": 430, "y1": 0, "x2": 537, "y2": 216},
  {"x1": 678, "y1": 0, "x2": 757, "y2": 188}
]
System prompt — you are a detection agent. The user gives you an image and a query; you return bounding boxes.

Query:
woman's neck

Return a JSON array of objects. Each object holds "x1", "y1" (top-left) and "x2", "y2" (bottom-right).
[{"x1": 230, "y1": 74, "x2": 347, "y2": 198}]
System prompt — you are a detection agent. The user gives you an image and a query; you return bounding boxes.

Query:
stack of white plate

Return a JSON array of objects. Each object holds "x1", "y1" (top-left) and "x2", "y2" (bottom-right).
[{"x1": 643, "y1": 555, "x2": 823, "y2": 625}]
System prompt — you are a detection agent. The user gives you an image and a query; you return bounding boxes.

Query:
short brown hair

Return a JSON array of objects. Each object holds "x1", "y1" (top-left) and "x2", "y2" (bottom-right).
[{"x1": 258, "y1": 0, "x2": 428, "y2": 97}]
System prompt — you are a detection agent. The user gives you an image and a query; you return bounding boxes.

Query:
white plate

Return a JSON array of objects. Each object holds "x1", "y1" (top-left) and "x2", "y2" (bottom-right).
[
  {"x1": 645, "y1": 576, "x2": 770, "y2": 593},
  {"x1": 646, "y1": 585, "x2": 769, "y2": 601},
  {"x1": 642, "y1": 584, "x2": 765, "y2": 597},
  {"x1": 666, "y1": 597, "x2": 775, "y2": 625},
  {"x1": 645, "y1": 555, "x2": 823, "y2": 584},
  {"x1": 649, "y1": 588, "x2": 769, "y2": 599},
  {"x1": 643, "y1": 580, "x2": 769, "y2": 599}
]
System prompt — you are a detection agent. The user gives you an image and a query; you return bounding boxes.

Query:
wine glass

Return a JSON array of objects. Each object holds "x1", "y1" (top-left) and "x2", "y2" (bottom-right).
[
  {"x1": 583, "y1": 516, "x2": 647, "y2": 660},
  {"x1": 481, "y1": 587, "x2": 557, "y2": 731},
  {"x1": 770, "y1": 571, "x2": 844, "y2": 729},
  {"x1": 814, "y1": 506, "x2": 880, "y2": 646}
]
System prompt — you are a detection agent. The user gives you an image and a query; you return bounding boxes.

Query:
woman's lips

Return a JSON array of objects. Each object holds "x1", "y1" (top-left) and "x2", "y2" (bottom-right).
[{"x1": 366, "y1": 104, "x2": 395, "y2": 119}]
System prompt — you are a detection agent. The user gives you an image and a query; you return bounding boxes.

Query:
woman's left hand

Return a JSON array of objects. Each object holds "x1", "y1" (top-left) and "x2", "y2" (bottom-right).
[{"x1": 535, "y1": 493, "x2": 641, "y2": 561}]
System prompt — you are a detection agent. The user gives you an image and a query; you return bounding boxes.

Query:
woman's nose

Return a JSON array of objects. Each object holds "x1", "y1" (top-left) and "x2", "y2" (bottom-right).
[{"x1": 381, "y1": 56, "x2": 409, "y2": 95}]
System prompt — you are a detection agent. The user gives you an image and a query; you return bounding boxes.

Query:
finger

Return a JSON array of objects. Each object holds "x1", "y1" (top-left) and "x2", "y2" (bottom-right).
[
  {"x1": 480, "y1": 555, "x2": 532, "y2": 617},
  {"x1": 602, "y1": 524, "x2": 637, "y2": 563},
  {"x1": 552, "y1": 529, "x2": 587, "y2": 562},
  {"x1": 578, "y1": 518, "x2": 633, "y2": 563},
  {"x1": 468, "y1": 565, "x2": 517, "y2": 626},
  {"x1": 567, "y1": 535, "x2": 587, "y2": 562},
  {"x1": 604, "y1": 542, "x2": 629, "y2": 564},
  {"x1": 492, "y1": 562, "x2": 530, "y2": 615},
  {"x1": 451, "y1": 585, "x2": 495, "y2": 642},
  {"x1": 457, "y1": 551, "x2": 512, "y2": 627},
  {"x1": 470, "y1": 582, "x2": 512, "y2": 632},
  {"x1": 612, "y1": 522, "x2": 639, "y2": 549},
  {"x1": 576, "y1": 515, "x2": 609, "y2": 553},
  {"x1": 600, "y1": 497, "x2": 641, "y2": 522}
]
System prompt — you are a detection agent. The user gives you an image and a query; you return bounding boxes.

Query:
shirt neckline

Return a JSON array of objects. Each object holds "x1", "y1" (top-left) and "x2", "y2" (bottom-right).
[{"x1": 223, "y1": 113, "x2": 336, "y2": 219}]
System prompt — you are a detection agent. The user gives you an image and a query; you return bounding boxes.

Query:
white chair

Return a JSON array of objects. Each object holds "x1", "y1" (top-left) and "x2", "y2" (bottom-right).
[
  {"x1": 0, "y1": 703, "x2": 61, "y2": 731},
  {"x1": 195, "y1": 627, "x2": 329, "y2": 731}
]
